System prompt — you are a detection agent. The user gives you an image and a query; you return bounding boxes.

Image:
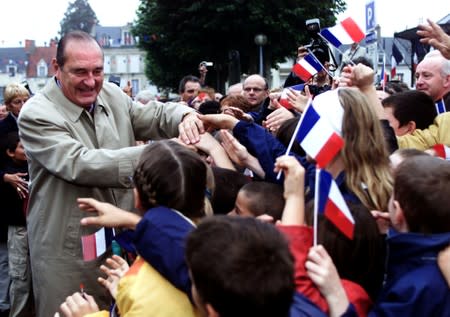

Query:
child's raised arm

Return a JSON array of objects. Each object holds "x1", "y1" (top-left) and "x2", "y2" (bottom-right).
[
  {"x1": 274, "y1": 155, "x2": 305, "y2": 225},
  {"x1": 78, "y1": 197, "x2": 141, "y2": 230}
]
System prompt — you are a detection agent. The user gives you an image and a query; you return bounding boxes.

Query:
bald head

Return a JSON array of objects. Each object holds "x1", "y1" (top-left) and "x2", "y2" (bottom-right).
[
  {"x1": 415, "y1": 51, "x2": 450, "y2": 101},
  {"x1": 242, "y1": 74, "x2": 269, "y2": 106}
]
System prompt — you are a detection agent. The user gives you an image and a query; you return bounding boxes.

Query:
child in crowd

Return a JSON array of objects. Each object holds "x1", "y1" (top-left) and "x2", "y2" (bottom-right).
[
  {"x1": 185, "y1": 215, "x2": 295, "y2": 317},
  {"x1": 308, "y1": 155, "x2": 450, "y2": 316},
  {"x1": 274, "y1": 155, "x2": 378, "y2": 317},
  {"x1": 0, "y1": 132, "x2": 33, "y2": 317},
  {"x1": 229, "y1": 181, "x2": 284, "y2": 221},
  {"x1": 56, "y1": 140, "x2": 209, "y2": 317}
]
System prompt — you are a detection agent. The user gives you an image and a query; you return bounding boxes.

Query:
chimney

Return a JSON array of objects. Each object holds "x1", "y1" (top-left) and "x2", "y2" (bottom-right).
[{"x1": 24, "y1": 39, "x2": 36, "y2": 53}]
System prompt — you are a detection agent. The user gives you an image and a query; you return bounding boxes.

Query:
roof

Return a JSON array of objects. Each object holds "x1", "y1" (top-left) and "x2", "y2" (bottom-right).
[
  {"x1": 0, "y1": 48, "x2": 27, "y2": 74},
  {"x1": 26, "y1": 46, "x2": 57, "y2": 77},
  {"x1": 394, "y1": 22, "x2": 450, "y2": 41}
]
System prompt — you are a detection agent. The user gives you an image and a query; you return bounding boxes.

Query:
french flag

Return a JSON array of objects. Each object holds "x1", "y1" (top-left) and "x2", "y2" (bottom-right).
[
  {"x1": 292, "y1": 53, "x2": 323, "y2": 82},
  {"x1": 279, "y1": 84, "x2": 304, "y2": 109},
  {"x1": 435, "y1": 99, "x2": 446, "y2": 114},
  {"x1": 81, "y1": 227, "x2": 114, "y2": 261},
  {"x1": 296, "y1": 101, "x2": 344, "y2": 168},
  {"x1": 380, "y1": 55, "x2": 387, "y2": 90},
  {"x1": 320, "y1": 17, "x2": 365, "y2": 48},
  {"x1": 318, "y1": 169, "x2": 355, "y2": 239},
  {"x1": 433, "y1": 144, "x2": 450, "y2": 160},
  {"x1": 391, "y1": 43, "x2": 403, "y2": 78}
]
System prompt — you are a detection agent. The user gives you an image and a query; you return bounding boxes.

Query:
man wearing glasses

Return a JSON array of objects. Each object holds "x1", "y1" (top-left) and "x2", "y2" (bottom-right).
[{"x1": 242, "y1": 74, "x2": 269, "y2": 110}]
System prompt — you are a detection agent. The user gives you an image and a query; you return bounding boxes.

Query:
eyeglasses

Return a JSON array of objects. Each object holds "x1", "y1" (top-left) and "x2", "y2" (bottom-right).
[
  {"x1": 10, "y1": 98, "x2": 28, "y2": 106},
  {"x1": 243, "y1": 87, "x2": 265, "y2": 93},
  {"x1": 185, "y1": 89, "x2": 197, "y2": 94}
]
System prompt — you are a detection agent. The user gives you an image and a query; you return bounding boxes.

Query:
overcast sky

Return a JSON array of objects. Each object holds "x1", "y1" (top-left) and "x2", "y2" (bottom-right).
[{"x1": 0, "y1": 0, "x2": 448, "y2": 47}]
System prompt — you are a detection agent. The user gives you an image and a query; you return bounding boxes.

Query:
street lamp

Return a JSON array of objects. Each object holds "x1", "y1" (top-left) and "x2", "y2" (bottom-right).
[{"x1": 254, "y1": 34, "x2": 267, "y2": 76}]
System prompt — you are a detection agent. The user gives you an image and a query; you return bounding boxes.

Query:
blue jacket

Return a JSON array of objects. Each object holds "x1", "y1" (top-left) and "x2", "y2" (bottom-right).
[
  {"x1": 369, "y1": 230, "x2": 450, "y2": 316},
  {"x1": 232, "y1": 120, "x2": 360, "y2": 204},
  {"x1": 116, "y1": 206, "x2": 195, "y2": 299}
]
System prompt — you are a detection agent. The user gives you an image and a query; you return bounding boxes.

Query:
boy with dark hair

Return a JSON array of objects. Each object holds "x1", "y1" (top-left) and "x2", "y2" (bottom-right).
[
  {"x1": 371, "y1": 155, "x2": 450, "y2": 315},
  {"x1": 309, "y1": 155, "x2": 450, "y2": 316},
  {"x1": 185, "y1": 216, "x2": 295, "y2": 317},
  {"x1": 231, "y1": 181, "x2": 284, "y2": 221}
]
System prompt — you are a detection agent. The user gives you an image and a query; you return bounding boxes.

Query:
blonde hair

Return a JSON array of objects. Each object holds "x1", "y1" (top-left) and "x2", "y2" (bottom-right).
[
  {"x1": 4, "y1": 83, "x2": 30, "y2": 105},
  {"x1": 339, "y1": 88, "x2": 393, "y2": 211}
]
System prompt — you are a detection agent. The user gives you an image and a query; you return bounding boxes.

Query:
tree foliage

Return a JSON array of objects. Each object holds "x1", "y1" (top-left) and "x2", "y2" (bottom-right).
[
  {"x1": 60, "y1": 0, "x2": 99, "y2": 38},
  {"x1": 132, "y1": 0, "x2": 346, "y2": 92}
]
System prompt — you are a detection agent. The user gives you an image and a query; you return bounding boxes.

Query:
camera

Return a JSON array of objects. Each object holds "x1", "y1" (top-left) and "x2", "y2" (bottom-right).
[
  {"x1": 200, "y1": 61, "x2": 213, "y2": 67},
  {"x1": 304, "y1": 18, "x2": 330, "y2": 66}
]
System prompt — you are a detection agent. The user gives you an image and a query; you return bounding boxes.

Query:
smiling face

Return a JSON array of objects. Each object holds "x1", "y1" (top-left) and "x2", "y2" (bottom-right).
[
  {"x1": 415, "y1": 57, "x2": 450, "y2": 101},
  {"x1": 54, "y1": 38, "x2": 104, "y2": 109}
]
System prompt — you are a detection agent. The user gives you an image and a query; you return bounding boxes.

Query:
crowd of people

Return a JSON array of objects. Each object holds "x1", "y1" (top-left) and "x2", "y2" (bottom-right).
[{"x1": 0, "y1": 18, "x2": 449, "y2": 317}]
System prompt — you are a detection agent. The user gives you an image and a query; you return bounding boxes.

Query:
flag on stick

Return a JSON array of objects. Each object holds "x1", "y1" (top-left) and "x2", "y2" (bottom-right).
[
  {"x1": 320, "y1": 17, "x2": 365, "y2": 48},
  {"x1": 279, "y1": 84, "x2": 304, "y2": 109},
  {"x1": 391, "y1": 43, "x2": 403, "y2": 78},
  {"x1": 81, "y1": 227, "x2": 114, "y2": 261},
  {"x1": 292, "y1": 53, "x2": 323, "y2": 82},
  {"x1": 317, "y1": 169, "x2": 355, "y2": 239},
  {"x1": 296, "y1": 101, "x2": 344, "y2": 168}
]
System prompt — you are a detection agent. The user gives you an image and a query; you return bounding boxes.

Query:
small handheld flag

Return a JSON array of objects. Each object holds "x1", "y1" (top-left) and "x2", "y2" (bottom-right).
[
  {"x1": 435, "y1": 99, "x2": 446, "y2": 114},
  {"x1": 433, "y1": 144, "x2": 450, "y2": 160},
  {"x1": 317, "y1": 169, "x2": 355, "y2": 239},
  {"x1": 296, "y1": 102, "x2": 344, "y2": 168},
  {"x1": 292, "y1": 53, "x2": 323, "y2": 82},
  {"x1": 81, "y1": 227, "x2": 114, "y2": 261},
  {"x1": 391, "y1": 43, "x2": 403, "y2": 78},
  {"x1": 320, "y1": 17, "x2": 365, "y2": 48},
  {"x1": 279, "y1": 84, "x2": 304, "y2": 109}
]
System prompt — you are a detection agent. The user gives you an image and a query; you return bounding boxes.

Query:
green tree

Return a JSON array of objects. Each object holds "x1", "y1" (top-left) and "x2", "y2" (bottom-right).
[
  {"x1": 132, "y1": 0, "x2": 346, "y2": 92},
  {"x1": 60, "y1": 0, "x2": 99, "y2": 38}
]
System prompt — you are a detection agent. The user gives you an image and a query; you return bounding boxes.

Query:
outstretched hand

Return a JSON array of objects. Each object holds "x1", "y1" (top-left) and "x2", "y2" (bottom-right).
[
  {"x1": 199, "y1": 113, "x2": 240, "y2": 131},
  {"x1": 417, "y1": 19, "x2": 450, "y2": 59},
  {"x1": 98, "y1": 255, "x2": 130, "y2": 299},
  {"x1": 77, "y1": 197, "x2": 141, "y2": 230}
]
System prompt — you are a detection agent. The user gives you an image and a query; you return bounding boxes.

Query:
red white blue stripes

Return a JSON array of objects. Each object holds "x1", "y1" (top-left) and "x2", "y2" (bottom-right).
[
  {"x1": 320, "y1": 17, "x2": 365, "y2": 48},
  {"x1": 296, "y1": 100, "x2": 344, "y2": 168},
  {"x1": 292, "y1": 53, "x2": 323, "y2": 81},
  {"x1": 279, "y1": 84, "x2": 304, "y2": 109},
  {"x1": 318, "y1": 169, "x2": 355, "y2": 239},
  {"x1": 81, "y1": 227, "x2": 114, "y2": 261}
]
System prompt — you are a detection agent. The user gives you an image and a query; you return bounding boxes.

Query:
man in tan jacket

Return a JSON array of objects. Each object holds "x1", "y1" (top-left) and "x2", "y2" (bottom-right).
[{"x1": 18, "y1": 31, "x2": 202, "y2": 317}]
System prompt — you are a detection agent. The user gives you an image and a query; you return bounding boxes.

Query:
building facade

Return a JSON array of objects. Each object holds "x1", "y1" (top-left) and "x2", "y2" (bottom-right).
[{"x1": 0, "y1": 23, "x2": 152, "y2": 102}]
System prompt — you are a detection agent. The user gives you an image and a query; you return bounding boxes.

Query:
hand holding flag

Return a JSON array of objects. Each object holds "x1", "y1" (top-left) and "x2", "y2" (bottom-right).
[{"x1": 279, "y1": 84, "x2": 304, "y2": 109}]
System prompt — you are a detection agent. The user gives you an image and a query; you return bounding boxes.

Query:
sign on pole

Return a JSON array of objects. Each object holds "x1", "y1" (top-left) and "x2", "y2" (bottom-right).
[{"x1": 365, "y1": 0, "x2": 376, "y2": 32}]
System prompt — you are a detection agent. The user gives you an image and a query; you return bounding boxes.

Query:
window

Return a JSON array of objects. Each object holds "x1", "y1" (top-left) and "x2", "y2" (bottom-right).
[{"x1": 37, "y1": 59, "x2": 48, "y2": 77}]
